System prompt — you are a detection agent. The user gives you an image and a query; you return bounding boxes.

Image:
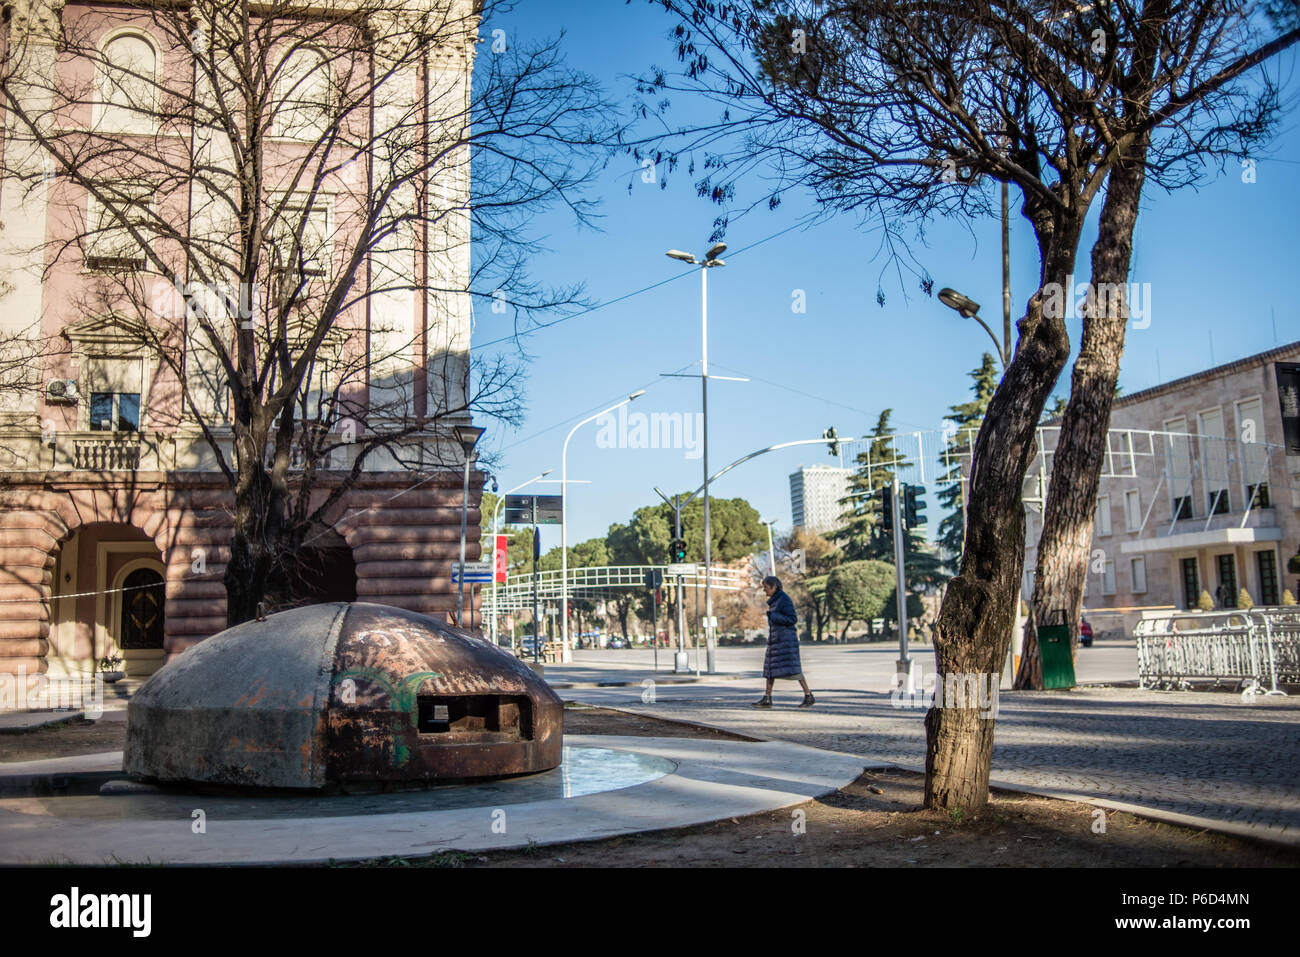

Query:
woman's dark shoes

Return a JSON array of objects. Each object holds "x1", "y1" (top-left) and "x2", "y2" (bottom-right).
[
  {"x1": 799, "y1": 693, "x2": 815, "y2": 708},
  {"x1": 751, "y1": 696, "x2": 772, "y2": 708}
]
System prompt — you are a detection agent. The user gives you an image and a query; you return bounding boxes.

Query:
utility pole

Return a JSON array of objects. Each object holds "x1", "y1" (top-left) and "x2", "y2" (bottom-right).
[
  {"x1": 673, "y1": 495, "x2": 688, "y2": 673},
  {"x1": 530, "y1": 499, "x2": 540, "y2": 665},
  {"x1": 892, "y1": 476, "x2": 914, "y2": 693}
]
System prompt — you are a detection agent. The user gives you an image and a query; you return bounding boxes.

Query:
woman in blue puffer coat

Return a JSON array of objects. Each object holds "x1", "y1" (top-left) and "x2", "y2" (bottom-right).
[{"x1": 753, "y1": 576, "x2": 814, "y2": 708}]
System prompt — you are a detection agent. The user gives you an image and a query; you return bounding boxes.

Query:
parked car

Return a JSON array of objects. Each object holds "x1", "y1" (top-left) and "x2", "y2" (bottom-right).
[
  {"x1": 607, "y1": 637, "x2": 627, "y2": 649},
  {"x1": 1079, "y1": 618, "x2": 1094, "y2": 647}
]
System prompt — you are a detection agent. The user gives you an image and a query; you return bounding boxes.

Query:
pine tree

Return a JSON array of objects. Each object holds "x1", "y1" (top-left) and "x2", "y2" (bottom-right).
[
  {"x1": 830, "y1": 410, "x2": 944, "y2": 587},
  {"x1": 936, "y1": 354, "x2": 998, "y2": 565},
  {"x1": 832, "y1": 410, "x2": 900, "y2": 561}
]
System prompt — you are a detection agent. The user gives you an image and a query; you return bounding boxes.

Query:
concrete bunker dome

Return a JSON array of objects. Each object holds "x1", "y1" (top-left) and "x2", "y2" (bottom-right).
[{"x1": 124, "y1": 603, "x2": 563, "y2": 789}]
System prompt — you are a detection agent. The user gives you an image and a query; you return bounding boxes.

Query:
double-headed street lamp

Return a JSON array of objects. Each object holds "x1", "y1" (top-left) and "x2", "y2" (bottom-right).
[
  {"x1": 561, "y1": 390, "x2": 646, "y2": 662},
  {"x1": 652, "y1": 435, "x2": 853, "y2": 672},
  {"x1": 666, "y1": 242, "x2": 728, "y2": 673},
  {"x1": 453, "y1": 423, "x2": 486, "y2": 628}
]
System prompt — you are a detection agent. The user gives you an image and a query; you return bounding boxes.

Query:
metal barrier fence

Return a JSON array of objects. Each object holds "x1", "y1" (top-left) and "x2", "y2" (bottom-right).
[{"x1": 1134, "y1": 607, "x2": 1299, "y2": 694}]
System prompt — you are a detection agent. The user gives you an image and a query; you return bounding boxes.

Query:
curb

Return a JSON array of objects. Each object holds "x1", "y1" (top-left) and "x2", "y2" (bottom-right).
[
  {"x1": 548, "y1": 673, "x2": 752, "y2": 689},
  {"x1": 0, "y1": 710, "x2": 86, "y2": 734}
]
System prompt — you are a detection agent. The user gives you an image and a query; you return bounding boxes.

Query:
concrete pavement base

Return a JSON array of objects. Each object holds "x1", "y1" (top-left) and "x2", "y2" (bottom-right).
[{"x1": 0, "y1": 735, "x2": 865, "y2": 865}]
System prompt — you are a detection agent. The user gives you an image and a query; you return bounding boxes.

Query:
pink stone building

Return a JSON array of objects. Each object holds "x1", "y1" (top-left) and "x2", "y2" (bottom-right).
[{"x1": 0, "y1": 0, "x2": 485, "y2": 678}]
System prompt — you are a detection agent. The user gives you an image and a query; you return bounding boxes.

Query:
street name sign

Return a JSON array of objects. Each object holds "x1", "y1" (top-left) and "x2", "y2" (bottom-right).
[{"x1": 452, "y1": 561, "x2": 493, "y2": 583}]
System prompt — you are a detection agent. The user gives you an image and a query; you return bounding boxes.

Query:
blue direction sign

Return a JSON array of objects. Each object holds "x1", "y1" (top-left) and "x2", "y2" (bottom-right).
[{"x1": 452, "y1": 561, "x2": 493, "y2": 583}]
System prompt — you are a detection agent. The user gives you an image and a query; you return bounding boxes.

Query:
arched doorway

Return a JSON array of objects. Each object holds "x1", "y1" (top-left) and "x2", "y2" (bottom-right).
[
  {"x1": 49, "y1": 521, "x2": 166, "y2": 677},
  {"x1": 110, "y1": 556, "x2": 167, "y2": 678},
  {"x1": 120, "y1": 567, "x2": 165, "y2": 650}
]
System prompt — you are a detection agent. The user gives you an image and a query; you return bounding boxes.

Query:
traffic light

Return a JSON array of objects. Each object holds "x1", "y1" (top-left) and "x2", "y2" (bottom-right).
[
  {"x1": 670, "y1": 538, "x2": 687, "y2": 563},
  {"x1": 878, "y1": 484, "x2": 893, "y2": 533},
  {"x1": 823, "y1": 426, "x2": 840, "y2": 458},
  {"x1": 644, "y1": 569, "x2": 663, "y2": 590},
  {"x1": 903, "y1": 484, "x2": 926, "y2": 528}
]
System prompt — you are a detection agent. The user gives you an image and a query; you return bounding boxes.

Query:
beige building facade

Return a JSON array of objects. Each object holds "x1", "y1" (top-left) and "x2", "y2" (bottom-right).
[{"x1": 1023, "y1": 341, "x2": 1300, "y2": 629}]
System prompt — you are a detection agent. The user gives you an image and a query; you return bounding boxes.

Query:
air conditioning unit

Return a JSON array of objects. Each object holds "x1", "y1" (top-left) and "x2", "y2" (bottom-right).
[{"x1": 46, "y1": 379, "x2": 80, "y2": 404}]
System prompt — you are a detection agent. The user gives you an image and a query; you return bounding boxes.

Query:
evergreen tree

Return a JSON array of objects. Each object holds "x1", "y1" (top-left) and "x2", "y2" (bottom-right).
[
  {"x1": 936, "y1": 354, "x2": 998, "y2": 563},
  {"x1": 832, "y1": 410, "x2": 945, "y2": 590},
  {"x1": 832, "y1": 410, "x2": 900, "y2": 561}
]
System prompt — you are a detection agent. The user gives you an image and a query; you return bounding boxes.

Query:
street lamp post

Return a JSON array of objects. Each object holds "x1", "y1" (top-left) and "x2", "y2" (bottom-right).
[
  {"x1": 938, "y1": 287, "x2": 1012, "y2": 369},
  {"x1": 666, "y1": 243, "x2": 727, "y2": 673},
  {"x1": 453, "y1": 424, "x2": 486, "y2": 629},
  {"x1": 763, "y1": 519, "x2": 778, "y2": 578},
  {"x1": 490, "y1": 468, "x2": 553, "y2": 648},
  {"x1": 652, "y1": 435, "x2": 853, "y2": 668},
  {"x1": 561, "y1": 391, "x2": 646, "y2": 663}
]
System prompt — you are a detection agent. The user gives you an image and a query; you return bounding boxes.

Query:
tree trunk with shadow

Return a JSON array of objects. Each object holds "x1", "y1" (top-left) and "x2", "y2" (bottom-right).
[
  {"x1": 925, "y1": 230, "x2": 1079, "y2": 811},
  {"x1": 1018, "y1": 148, "x2": 1149, "y2": 689}
]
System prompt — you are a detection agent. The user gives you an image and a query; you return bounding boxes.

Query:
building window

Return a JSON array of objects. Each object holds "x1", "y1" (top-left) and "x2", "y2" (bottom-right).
[
  {"x1": 1236, "y1": 396, "x2": 1269, "y2": 506},
  {"x1": 89, "y1": 392, "x2": 140, "y2": 432},
  {"x1": 1094, "y1": 495, "x2": 1111, "y2": 537},
  {"x1": 1181, "y1": 558, "x2": 1199, "y2": 609},
  {"x1": 269, "y1": 197, "x2": 331, "y2": 299},
  {"x1": 1130, "y1": 557, "x2": 1147, "y2": 594},
  {"x1": 86, "y1": 184, "x2": 153, "y2": 271},
  {"x1": 1172, "y1": 495, "x2": 1193, "y2": 521},
  {"x1": 97, "y1": 33, "x2": 157, "y2": 134},
  {"x1": 1124, "y1": 489, "x2": 1141, "y2": 531},
  {"x1": 1216, "y1": 554, "x2": 1237, "y2": 607},
  {"x1": 1245, "y1": 483, "x2": 1271, "y2": 509},
  {"x1": 1256, "y1": 551, "x2": 1280, "y2": 606},
  {"x1": 1198, "y1": 408, "x2": 1230, "y2": 514},
  {"x1": 274, "y1": 47, "x2": 332, "y2": 140},
  {"x1": 1101, "y1": 560, "x2": 1116, "y2": 596},
  {"x1": 86, "y1": 356, "x2": 143, "y2": 431}
]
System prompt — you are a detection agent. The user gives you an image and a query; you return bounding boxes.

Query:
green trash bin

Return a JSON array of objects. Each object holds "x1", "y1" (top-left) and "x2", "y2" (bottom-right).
[{"x1": 1038, "y1": 612, "x2": 1077, "y2": 690}]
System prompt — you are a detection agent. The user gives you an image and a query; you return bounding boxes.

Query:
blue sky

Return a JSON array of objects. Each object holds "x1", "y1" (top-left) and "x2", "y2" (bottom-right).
[{"x1": 473, "y1": 0, "x2": 1300, "y2": 549}]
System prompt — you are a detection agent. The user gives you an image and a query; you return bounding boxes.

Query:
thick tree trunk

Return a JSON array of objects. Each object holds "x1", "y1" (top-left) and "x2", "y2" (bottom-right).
[
  {"x1": 224, "y1": 419, "x2": 290, "y2": 627},
  {"x1": 224, "y1": 533, "x2": 275, "y2": 626},
  {"x1": 925, "y1": 233, "x2": 1077, "y2": 811},
  {"x1": 1018, "y1": 154, "x2": 1149, "y2": 688}
]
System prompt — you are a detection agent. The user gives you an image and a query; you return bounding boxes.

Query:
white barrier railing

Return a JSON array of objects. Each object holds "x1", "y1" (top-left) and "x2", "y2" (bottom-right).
[{"x1": 1134, "y1": 607, "x2": 1298, "y2": 694}]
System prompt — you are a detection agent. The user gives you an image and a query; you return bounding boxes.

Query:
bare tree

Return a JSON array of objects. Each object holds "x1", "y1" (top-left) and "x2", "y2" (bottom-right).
[
  {"x1": 631, "y1": 0, "x2": 1298, "y2": 807},
  {"x1": 1, "y1": 0, "x2": 619, "y2": 624}
]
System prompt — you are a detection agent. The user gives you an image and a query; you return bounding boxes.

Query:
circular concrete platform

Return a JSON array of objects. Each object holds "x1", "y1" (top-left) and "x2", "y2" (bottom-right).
[{"x1": 0, "y1": 735, "x2": 866, "y2": 865}]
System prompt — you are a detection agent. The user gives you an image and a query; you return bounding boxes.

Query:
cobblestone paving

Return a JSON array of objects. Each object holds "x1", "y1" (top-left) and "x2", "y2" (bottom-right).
[{"x1": 578, "y1": 684, "x2": 1300, "y2": 841}]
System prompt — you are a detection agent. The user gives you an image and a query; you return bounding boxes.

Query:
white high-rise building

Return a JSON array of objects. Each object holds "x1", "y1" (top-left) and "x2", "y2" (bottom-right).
[{"x1": 790, "y1": 465, "x2": 852, "y2": 533}]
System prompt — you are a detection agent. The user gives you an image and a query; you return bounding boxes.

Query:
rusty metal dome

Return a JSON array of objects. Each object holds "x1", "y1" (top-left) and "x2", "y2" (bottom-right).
[{"x1": 124, "y1": 602, "x2": 563, "y2": 789}]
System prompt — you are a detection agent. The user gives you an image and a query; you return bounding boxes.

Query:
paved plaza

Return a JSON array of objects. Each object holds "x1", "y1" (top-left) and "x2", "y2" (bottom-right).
[{"x1": 551, "y1": 640, "x2": 1300, "y2": 845}]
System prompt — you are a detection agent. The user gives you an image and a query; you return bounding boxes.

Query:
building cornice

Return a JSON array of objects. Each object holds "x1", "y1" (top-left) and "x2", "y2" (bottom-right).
[{"x1": 1111, "y1": 340, "x2": 1300, "y2": 412}]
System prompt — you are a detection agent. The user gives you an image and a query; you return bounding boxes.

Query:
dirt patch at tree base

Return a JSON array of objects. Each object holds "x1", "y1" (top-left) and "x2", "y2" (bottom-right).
[{"x1": 441, "y1": 766, "x2": 1299, "y2": 868}]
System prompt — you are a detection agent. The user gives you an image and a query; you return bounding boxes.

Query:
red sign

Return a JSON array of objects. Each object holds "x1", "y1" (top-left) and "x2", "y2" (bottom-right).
[{"x1": 494, "y1": 535, "x2": 508, "y2": 582}]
